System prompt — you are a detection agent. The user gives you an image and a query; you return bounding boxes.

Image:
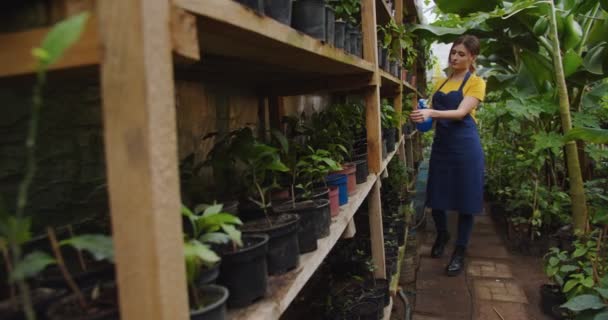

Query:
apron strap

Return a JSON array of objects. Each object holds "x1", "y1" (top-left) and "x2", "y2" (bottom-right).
[{"x1": 458, "y1": 72, "x2": 472, "y2": 92}]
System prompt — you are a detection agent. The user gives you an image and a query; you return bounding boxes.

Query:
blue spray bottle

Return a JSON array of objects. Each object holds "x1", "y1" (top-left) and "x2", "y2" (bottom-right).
[{"x1": 416, "y1": 98, "x2": 433, "y2": 132}]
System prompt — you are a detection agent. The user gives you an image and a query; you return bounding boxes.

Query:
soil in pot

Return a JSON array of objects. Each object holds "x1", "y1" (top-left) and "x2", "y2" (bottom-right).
[
  {"x1": 218, "y1": 234, "x2": 269, "y2": 308},
  {"x1": 328, "y1": 186, "x2": 340, "y2": 217},
  {"x1": 235, "y1": 0, "x2": 264, "y2": 12},
  {"x1": 190, "y1": 285, "x2": 229, "y2": 320},
  {"x1": 292, "y1": 0, "x2": 326, "y2": 40},
  {"x1": 0, "y1": 288, "x2": 67, "y2": 320},
  {"x1": 46, "y1": 284, "x2": 118, "y2": 320},
  {"x1": 263, "y1": 0, "x2": 292, "y2": 25},
  {"x1": 331, "y1": 163, "x2": 357, "y2": 196},
  {"x1": 35, "y1": 261, "x2": 115, "y2": 291},
  {"x1": 353, "y1": 159, "x2": 369, "y2": 184},
  {"x1": 335, "y1": 20, "x2": 346, "y2": 49},
  {"x1": 242, "y1": 214, "x2": 300, "y2": 275}
]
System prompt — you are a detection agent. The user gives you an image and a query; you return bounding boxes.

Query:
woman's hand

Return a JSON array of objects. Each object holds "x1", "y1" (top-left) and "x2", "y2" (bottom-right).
[{"x1": 410, "y1": 109, "x2": 433, "y2": 123}]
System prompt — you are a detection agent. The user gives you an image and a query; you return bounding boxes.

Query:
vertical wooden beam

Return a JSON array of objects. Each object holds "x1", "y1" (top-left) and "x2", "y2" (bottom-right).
[
  {"x1": 369, "y1": 181, "x2": 386, "y2": 279},
  {"x1": 341, "y1": 220, "x2": 357, "y2": 239},
  {"x1": 97, "y1": 1, "x2": 189, "y2": 320}
]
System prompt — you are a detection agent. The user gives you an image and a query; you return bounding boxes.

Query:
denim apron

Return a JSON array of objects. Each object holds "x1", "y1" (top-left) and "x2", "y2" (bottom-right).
[{"x1": 425, "y1": 72, "x2": 484, "y2": 215}]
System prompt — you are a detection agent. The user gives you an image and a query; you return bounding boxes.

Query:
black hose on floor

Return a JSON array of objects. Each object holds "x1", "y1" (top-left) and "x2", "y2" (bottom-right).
[{"x1": 397, "y1": 288, "x2": 412, "y2": 320}]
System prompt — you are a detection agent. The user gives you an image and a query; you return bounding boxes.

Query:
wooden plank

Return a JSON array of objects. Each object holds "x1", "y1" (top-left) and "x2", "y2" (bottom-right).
[
  {"x1": 228, "y1": 175, "x2": 378, "y2": 320},
  {"x1": 342, "y1": 220, "x2": 357, "y2": 239},
  {"x1": 396, "y1": 0, "x2": 404, "y2": 24},
  {"x1": 368, "y1": 181, "x2": 387, "y2": 279},
  {"x1": 384, "y1": 297, "x2": 394, "y2": 319},
  {"x1": 176, "y1": 0, "x2": 375, "y2": 74},
  {"x1": 97, "y1": 1, "x2": 189, "y2": 320},
  {"x1": 171, "y1": 5, "x2": 200, "y2": 61},
  {"x1": 0, "y1": 17, "x2": 100, "y2": 78},
  {"x1": 365, "y1": 87, "x2": 383, "y2": 173},
  {"x1": 361, "y1": 0, "x2": 379, "y2": 67},
  {"x1": 380, "y1": 135, "x2": 404, "y2": 175},
  {"x1": 380, "y1": 69, "x2": 401, "y2": 87}
]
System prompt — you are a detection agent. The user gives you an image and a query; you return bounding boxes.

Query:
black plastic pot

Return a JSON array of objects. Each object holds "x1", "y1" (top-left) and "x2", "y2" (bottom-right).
[
  {"x1": 364, "y1": 278, "x2": 390, "y2": 307},
  {"x1": 242, "y1": 214, "x2": 300, "y2": 275},
  {"x1": 381, "y1": 139, "x2": 387, "y2": 159},
  {"x1": 199, "y1": 262, "x2": 221, "y2": 285},
  {"x1": 540, "y1": 284, "x2": 568, "y2": 319},
  {"x1": 354, "y1": 159, "x2": 369, "y2": 184},
  {"x1": 273, "y1": 199, "x2": 331, "y2": 249},
  {"x1": 263, "y1": 0, "x2": 292, "y2": 25},
  {"x1": 35, "y1": 262, "x2": 115, "y2": 291},
  {"x1": 295, "y1": 186, "x2": 330, "y2": 202},
  {"x1": 383, "y1": 128, "x2": 396, "y2": 153},
  {"x1": 292, "y1": 0, "x2": 326, "y2": 40},
  {"x1": 344, "y1": 29, "x2": 352, "y2": 53},
  {"x1": 348, "y1": 300, "x2": 380, "y2": 320},
  {"x1": 325, "y1": 6, "x2": 335, "y2": 45},
  {"x1": 355, "y1": 33, "x2": 363, "y2": 57},
  {"x1": 0, "y1": 288, "x2": 67, "y2": 320},
  {"x1": 381, "y1": 48, "x2": 389, "y2": 70},
  {"x1": 347, "y1": 24, "x2": 358, "y2": 54},
  {"x1": 237, "y1": 200, "x2": 267, "y2": 222},
  {"x1": 235, "y1": 0, "x2": 264, "y2": 12},
  {"x1": 190, "y1": 285, "x2": 229, "y2": 320},
  {"x1": 335, "y1": 20, "x2": 346, "y2": 49},
  {"x1": 218, "y1": 234, "x2": 269, "y2": 308}
]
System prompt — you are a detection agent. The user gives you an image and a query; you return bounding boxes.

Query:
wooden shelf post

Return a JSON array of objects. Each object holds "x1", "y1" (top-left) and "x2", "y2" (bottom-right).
[
  {"x1": 361, "y1": 0, "x2": 387, "y2": 280},
  {"x1": 97, "y1": 1, "x2": 189, "y2": 319}
]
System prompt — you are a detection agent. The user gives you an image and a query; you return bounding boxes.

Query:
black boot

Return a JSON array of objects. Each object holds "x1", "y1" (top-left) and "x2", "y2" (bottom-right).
[
  {"x1": 430, "y1": 231, "x2": 450, "y2": 258},
  {"x1": 446, "y1": 245, "x2": 466, "y2": 276}
]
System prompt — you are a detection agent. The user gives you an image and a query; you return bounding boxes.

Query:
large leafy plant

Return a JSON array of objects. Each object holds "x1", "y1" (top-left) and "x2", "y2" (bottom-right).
[{"x1": 378, "y1": 20, "x2": 418, "y2": 69}]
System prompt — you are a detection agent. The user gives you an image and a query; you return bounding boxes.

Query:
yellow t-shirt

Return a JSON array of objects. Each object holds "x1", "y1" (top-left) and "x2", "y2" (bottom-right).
[{"x1": 431, "y1": 74, "x2": 486, "y2": 121}]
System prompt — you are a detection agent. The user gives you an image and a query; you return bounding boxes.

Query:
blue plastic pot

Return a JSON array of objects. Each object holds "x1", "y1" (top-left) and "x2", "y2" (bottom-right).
[{"x1": 326, "y1": 174, "x2": 348, "y2": 205}]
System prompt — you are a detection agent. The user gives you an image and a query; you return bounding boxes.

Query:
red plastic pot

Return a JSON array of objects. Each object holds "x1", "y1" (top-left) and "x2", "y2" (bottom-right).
[
  {"x1": 329, "y1": 186, "x2": 340, "y2": 217},
  {"x1": 332, "y1": 163, "x2": 357, "y2": 195}
]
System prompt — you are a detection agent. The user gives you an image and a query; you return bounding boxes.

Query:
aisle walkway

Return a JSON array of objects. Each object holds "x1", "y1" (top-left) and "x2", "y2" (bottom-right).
[{"x1": 412, "y1": 207, "x2": 552, "y2": 320}]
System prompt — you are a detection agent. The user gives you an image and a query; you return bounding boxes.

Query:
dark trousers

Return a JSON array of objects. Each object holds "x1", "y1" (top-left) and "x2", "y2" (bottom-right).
[{"x1": 432, "y1": 209, "x2": 474, "y2": 247}]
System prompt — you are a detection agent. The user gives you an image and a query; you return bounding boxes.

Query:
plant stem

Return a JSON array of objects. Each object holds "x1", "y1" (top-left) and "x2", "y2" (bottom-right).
[
  {"x1": 1, "y1": 245, "x2": 17, "y2": 309},
  {"x1": 47, "y1": 227, "x2": 87, "y2": 309},
  {"x1": 189, "y1": 284, "x2": 200, "y2": 310},
  {"x1": 254, "y1": 181, "x2": 271, "y2": 227},
  {"x1": 546, "y1": 0, "x2": 589, "y2": 233},
  {"x1": 67, "y1": 225, "x2": 87, "y2": 272}
]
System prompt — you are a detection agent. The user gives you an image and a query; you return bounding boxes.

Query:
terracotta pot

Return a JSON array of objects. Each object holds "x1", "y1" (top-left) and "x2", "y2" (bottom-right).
[{"x1": 331, "y1": 163, "x2": 357, "y2": 195}]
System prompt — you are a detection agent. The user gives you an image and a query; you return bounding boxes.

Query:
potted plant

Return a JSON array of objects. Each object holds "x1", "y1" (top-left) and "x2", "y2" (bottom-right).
[{"x1": 182, "y1": 203, "x2": 269, "y2": 309}]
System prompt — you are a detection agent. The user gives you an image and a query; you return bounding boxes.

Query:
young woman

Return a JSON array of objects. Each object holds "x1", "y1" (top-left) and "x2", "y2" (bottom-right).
[{"x1": 410, "y1": 35, "x2": 486, "y2": 276}]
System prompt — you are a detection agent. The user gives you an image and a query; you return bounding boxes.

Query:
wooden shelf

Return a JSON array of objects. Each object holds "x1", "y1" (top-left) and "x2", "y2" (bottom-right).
[
  {"x1": 403, "y1": 80, "x2": 422, "y2": 96},
  {"x1": 175, "y1": 0, "x2": 375, "y2": 83},
  {"x1": 376, "y1": 0, "x2": 394, "y2": 26},
  {"x1": 227, "y1": 174, "x2": 378, "y2": 320},
  {"x1": 380, "y1": 135, "x2": 404, "y2": 175},
  {"x1": 0, "y1": 18, "x2": 100, "y2": 78},
  {"x1": 384, "y1": 297, "x2": 394, "y2": 319},
  {"x1": 380, "y1": 69, "x2": 402, "y2": 87}
]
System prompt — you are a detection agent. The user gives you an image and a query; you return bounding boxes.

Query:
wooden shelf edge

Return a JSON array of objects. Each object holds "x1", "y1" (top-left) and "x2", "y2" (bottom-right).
[
  {"x1": 0, "y1": 17, "x2": 100, "y2": 78},
  {"x1": 176, "y1": 0, "x2": 376, "y2": 73},
  {"x1": 379, "y1": 135, "x2": 405, "y2": 175},
  {"x1": 380, "y1": 69, "x2": 401, "y2": 87},
  {"x1": 227, "y1": 175, "x2": 378, "y2": 320},
  {"x1": 403, "y1": 81, "x2": 423, "y2": 96},
  {"x1": 384, "y1": 297, "x2": 394, "y2": 319}
]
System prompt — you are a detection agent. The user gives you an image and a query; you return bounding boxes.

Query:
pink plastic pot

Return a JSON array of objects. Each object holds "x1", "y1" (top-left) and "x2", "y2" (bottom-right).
[{"x1": 329, "y1": 186, "x2": 340, "y2": 217}]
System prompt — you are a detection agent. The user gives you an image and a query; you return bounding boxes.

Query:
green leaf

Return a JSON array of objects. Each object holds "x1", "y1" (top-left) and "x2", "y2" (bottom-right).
[
  {"x1": 549, "y1": 257, "x2": 559, "y2": 266},
  {"x1": 594, "y1": 311, "x2": 608, "y2": 320},
  {"x1": 36, "y1": 12, "x2": 90, "y2": 67},
  {"x1": 9, "y1": 251, "x2": 56, "y2": 282},
  {"x1": 60, "y1": 234, "x2": 114, "y2": 263},
  {"x1": 434, "y1": 0, "x2": 501, "y2": 15},
  {"x1": 564, "y1": 127, "x2": 608, "y2": 144},
  {"x1": 199, "y1": 213, "x2": 243, "y2": 232},
  {"x1": 573, "y1": 247, "x2": 588, "y2": 258},
  {"x1": 562, "y1": 295, "x2": 607, "y2": 311},
  {"x1": 183, "y1": 240, "x2": 219, "y2": 265},
  {"x1": 200, "y1": 232, "x2": 231, "y2": 244},
  {"x1": 583, "y1": 42, "x2": 607, "y2": 75},
  {"x1": 560, "y1": 265, "x2": 579, "y2": 273},
  {"x1": 201, "y1": 204, "x2": 224, "y2": 216},
  {"x1": 564, "y1": 279, "x2": 580, "y2": 292},
  {"x1": 601, "y1": 0, "x2": 608, "y2": 12},
  {"x1": 583, "y1": 277, "x2": 595, "y2": 288},
  {"x1": 221, "y1": 224, "x2": 243, "y2": 247},
  {"x1": 563, "y1": 49, "x2": 583, "y2": 77},
  {"x1": 0, "y1": 216, "x2": 32, "y2": 245},
  {"x1": 267, "y1": 160, "x2": 290, "y2": 172},
  {"x1": 596, "y1": 288, "x2": 608, "y2": 299}
]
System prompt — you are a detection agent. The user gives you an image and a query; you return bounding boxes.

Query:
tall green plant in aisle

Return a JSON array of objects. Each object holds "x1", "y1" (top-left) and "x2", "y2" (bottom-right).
[
  {"x1": 544, "y1": 0, "x2": 589, "y2": 232},
  {"x1": 0, "y1": 12, "x2": 91, "y2": 320}
]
